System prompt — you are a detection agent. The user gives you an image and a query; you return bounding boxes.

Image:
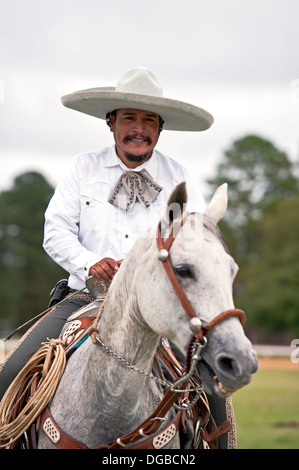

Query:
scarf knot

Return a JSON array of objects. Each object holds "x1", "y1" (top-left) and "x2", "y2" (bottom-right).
[{"x1": 109, "y1": 171, "x2": 162, "y2": 211}]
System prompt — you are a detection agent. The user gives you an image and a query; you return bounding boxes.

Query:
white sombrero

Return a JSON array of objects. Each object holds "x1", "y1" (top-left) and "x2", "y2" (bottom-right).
[{"x1": 61, "y1": 67, "x2": 214, "y2": 132}]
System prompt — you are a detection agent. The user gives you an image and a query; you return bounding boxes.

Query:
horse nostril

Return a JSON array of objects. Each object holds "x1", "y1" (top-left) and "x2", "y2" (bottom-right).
[{"x1": 216, "y1": 354, "x2": 242, "y2": 378}]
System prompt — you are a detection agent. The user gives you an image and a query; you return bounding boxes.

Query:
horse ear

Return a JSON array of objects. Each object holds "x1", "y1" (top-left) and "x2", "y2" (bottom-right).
[
  {"x1": 204, "y1": 183, "x2": 228, "y2": 224},
  {"x1": 166, "y1": 181, "x2": 188, "y2": 223}
]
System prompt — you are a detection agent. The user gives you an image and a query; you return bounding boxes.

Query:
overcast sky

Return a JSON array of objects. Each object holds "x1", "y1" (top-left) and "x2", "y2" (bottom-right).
[{"x1": 1, "y1": 0, "x2": 298, "y2": 198}]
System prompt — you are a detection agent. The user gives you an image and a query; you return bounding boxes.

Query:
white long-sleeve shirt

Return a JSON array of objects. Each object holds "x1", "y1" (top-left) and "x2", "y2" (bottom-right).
[{"x1": 43, "y1": 145, "x2": 205, "y2": 290}]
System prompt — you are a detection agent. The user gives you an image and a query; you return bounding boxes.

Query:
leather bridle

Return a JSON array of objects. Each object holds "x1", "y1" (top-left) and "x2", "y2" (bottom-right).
[{"x1": 156, "y1": 211, "x2": 246, "y2": 343}]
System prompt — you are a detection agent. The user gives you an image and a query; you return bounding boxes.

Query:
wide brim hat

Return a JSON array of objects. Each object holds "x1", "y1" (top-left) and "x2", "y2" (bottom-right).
[{"x1": 61, "y1": 67, "x2": 214, "y2": 132}]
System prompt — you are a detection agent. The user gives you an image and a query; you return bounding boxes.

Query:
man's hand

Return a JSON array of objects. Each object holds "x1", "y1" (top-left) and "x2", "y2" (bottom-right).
[{"x1": 89, "y1": 258, "x2": 123, "y2": 282}]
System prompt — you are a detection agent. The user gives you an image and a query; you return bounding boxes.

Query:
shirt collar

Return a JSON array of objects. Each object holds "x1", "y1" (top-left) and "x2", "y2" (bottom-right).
[{"x1": 105, "y1": 145, "x2": 158, "y2": 179}]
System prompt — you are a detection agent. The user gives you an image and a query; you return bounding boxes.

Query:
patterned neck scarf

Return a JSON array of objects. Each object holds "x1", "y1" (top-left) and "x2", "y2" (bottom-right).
[{"x1": 109, "y1": 171, "x2": 162, "y2": 211}]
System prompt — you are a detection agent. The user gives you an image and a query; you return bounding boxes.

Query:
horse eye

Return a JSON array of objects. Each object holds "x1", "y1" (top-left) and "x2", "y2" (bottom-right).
[{"x1": 174, "y1": 264, "x2": 193, "y2": 278}]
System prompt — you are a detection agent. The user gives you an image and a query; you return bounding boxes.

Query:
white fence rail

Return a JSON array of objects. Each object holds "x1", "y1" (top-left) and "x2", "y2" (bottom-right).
[{"x1": 253, "y1": 344, "x2": 293, "y2": 358}]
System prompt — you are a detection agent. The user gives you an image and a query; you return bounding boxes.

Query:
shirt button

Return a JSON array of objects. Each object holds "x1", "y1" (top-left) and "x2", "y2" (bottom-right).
[{"x1": 124, "y1": 234, "x2": 129, "y2": 238}]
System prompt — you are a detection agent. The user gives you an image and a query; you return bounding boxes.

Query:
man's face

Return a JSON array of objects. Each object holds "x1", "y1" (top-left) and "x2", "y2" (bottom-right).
[{"x1": 109, "y1": 108, "x2": 161, "y2": 168}]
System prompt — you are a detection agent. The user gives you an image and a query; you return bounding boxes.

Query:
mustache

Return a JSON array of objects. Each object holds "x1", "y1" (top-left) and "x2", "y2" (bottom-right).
[{"x1": 123, "y1": 133, "x2": 152, "y2": 145}]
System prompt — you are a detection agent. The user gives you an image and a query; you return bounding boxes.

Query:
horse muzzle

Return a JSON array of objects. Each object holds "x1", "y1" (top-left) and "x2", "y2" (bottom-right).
[{"x1": 197, "y1": 345, "x2": 259, "y2": 397}]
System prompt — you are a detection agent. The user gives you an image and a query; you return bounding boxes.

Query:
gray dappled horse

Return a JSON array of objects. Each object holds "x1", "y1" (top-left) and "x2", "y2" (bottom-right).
[{"x1": 37, "y1": 183, "x2": 258, "y2": 449}]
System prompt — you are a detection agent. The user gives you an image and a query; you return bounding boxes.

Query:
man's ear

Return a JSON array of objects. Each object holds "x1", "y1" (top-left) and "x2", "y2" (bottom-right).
[{"x1": 109, "y1": 114, "x2": 116, "y2": 132}]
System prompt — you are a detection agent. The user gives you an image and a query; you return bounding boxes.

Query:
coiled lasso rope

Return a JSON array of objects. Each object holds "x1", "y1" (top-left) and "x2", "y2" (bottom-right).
[{"x1": 0, "y1": 338, "x2": 66, "y2": 448}]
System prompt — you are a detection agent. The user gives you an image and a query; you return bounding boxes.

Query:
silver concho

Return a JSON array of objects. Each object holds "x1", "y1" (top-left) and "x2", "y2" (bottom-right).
[
  {"x1": 158, "y1": 249, "x2": 169, "y2": 261},
  {"x1": 189, "y1": 317, "x2": 202, "y2": 333}
]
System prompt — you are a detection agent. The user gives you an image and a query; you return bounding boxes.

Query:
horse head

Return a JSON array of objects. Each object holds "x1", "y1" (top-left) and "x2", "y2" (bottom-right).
[{"x1": 136, "y1": 182, "x2": 258, "y2": 398}]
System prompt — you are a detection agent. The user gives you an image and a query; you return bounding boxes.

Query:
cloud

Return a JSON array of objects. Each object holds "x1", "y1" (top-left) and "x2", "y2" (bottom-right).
[{"x1": 1, "y1": 0, "x2": 299, "y2": 195}]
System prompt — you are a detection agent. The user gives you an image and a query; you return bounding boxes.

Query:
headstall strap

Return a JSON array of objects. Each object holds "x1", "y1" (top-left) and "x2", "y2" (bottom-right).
[
  {"x1": 156, "y1": 211, "x2": 246, "y2": 341},
  {"x1": 157, "y1": 211, "x2": 199, "y2": 323},
  {"x1": 204, "y1": 308, "x2": 246, "y2": 332}
]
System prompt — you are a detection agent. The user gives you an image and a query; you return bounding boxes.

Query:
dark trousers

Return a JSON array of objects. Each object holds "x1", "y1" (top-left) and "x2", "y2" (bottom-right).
[{"x1": 0, "y1": 296, "x2": 90, "y2": 401}]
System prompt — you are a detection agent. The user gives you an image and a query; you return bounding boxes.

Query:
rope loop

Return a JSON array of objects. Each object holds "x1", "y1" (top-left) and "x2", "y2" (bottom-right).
[{"x1": 0, "y1": 338, "x2": 66, "y2": 448}]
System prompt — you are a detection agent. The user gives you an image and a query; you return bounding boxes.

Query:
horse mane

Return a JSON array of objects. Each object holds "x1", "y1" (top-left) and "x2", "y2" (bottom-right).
[{"x1": 202, "y1": 214, "x2": 230, "y2": 255}]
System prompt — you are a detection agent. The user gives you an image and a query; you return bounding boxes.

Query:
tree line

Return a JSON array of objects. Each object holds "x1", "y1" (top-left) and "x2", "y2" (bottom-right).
[
  {"x1": 0, "y1": 134, "x2": 298, "y2": 342},
  {"x1": 0, "y1": 172, "x2": 67, "y2": 336},
  {"x1": 207, "y1": 135, "x2": 299, "y2": 342}
]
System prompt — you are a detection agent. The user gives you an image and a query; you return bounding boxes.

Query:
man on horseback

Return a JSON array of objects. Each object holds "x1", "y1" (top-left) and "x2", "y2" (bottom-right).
[{"x1": 0, "y1": 67, "x2": 234, "y2": 448}]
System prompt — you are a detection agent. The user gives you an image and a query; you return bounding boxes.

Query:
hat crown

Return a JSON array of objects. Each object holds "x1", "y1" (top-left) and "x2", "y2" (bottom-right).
[{"x1": 115, "y1": 67, "x2": 163, "y2": 97}]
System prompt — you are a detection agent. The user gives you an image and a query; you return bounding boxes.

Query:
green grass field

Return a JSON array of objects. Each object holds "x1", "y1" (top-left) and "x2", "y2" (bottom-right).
[{"x1": 232, "y1": 360, "x2": 299, "y2": 449}]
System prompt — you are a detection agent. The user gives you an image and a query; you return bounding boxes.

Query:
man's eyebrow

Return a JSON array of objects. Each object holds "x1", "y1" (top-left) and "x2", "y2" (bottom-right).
[{"x1": 122, "y1": 112, "x2": 158, "y2": 118}]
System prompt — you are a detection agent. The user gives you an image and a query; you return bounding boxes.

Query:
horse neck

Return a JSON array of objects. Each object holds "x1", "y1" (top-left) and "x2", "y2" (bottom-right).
[
  {"x1": 98, "y1": 263, "x2": 159, "y2": 374},
  {"x1": 48, "y1": 259, "x2": 162, "y2": 445},
  {"x1": 89, "y1": 253, "x2": 161, "y2": 409}
]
